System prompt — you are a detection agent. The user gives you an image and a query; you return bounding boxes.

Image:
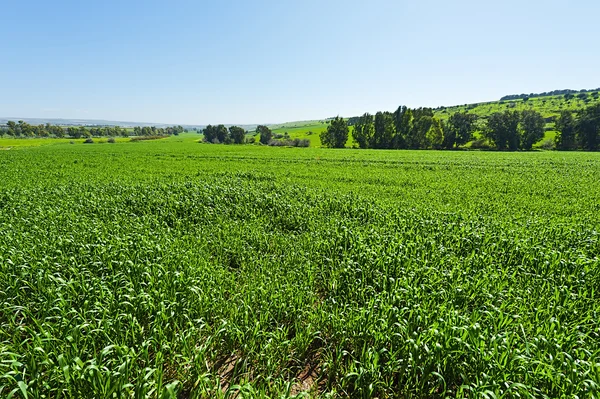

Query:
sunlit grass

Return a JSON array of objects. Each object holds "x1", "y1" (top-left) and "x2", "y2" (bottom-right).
[{"x1": 0, "y1": 142, "x2": 599, "y2": 398}]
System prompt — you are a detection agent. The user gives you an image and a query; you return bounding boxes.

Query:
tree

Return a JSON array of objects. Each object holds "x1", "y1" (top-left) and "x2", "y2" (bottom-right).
[
  {"x1": 427, "y1": 118, "x2": 444, "y2": 149},
  {"x1": 351, "y1": 113, "x2": 374, "y2": 149},
  {"x1": 257, "y1": 125, "x2": 272, "y2": 145},
  {"x1": 203, "y1": 125, "x2": 217, "y2": 142},
  {"x1": 443, "y1": 112, "x2": 478, "y2": 148},
  {"x1": 576, "y1": 104, "x2": 600, "y2": 150},
  {"x1": 485, "y1": 111, "x2": 520, "y2": 150},
  {"x1": 215, "y1": 125, "x2": 229, "y2": 143},
  {"x1": 392, "y1": 106, "x2": 412, "y2": 149},
  {"x1": 409, "y1": 115, "x2": 433, "y2": 149},
  {"x1": 46, "y1": 124, "x2": 65, "y2": 138},
  {"x1": 320, "y1": 116, "x2": 348, "y2": 148},
  {"x1": 229, "y1": 126, "x2": 246, "y2": 144},
  {"x1": 520, "y1": 110, "x2": 545, "y2": 150},
  {"x1": 555, "y1": 111, "x2": 576, "y2": 150},
  {"x1": 373, "y1": 111, "x2": 395, "y2": 149},
  {"x1": 18, "y1": 121, "x2": 34, "y2": 137},
  {"x1": 6, "y1": 121, "x2": 17, "y2": 136},
  {"x1": 67, "y1": 127, "x2": 78, "y2": 138}
]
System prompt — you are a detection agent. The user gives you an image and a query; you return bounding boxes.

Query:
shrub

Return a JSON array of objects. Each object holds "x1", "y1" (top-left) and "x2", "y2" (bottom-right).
[
  {"x1": 540, "y1": 139, "x2": 555, "y2": 150},
  {"x1": 107, "y1": 137, "x2": 116, "y2": 143},
  {"x1": 131, "y1": 136, "x2": 167, "y2": 142},
  {"x1": 268, "y1": 138, "x2": 310, "y2": 147},
  {"x1": 470, "y1": 138, "x2": 492, "y2": 150},
  {"x1": 84, "y1": 138, "x2": 94, "y2": 144}
]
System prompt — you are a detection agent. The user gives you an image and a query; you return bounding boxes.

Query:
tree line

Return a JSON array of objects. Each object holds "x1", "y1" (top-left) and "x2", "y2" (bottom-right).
[
  {"x1": 202, "y1": 124, "x2": 309, "y2": 147},
  {"x1": 322, "y1": 106, "x2": 564, "y2": 151},
  {"x1": 202, "y1": 124, "x2": 250, "y2": 144},
  {"x1": 501, "y1": 88, "x2": 600, "y2": 101},
  {"x1": 1, "y1": 121, "x2": 185, "y2": 138},
  {"x1": 555, "y1": 104, "x2": 600, "y2": 150}
]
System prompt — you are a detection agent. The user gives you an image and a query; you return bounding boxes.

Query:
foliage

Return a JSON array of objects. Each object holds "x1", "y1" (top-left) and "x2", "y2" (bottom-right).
[
  {"x1": 555, "y1": 111, "x2": 576, "y2": 150},
  {"x1": 485, "y1": 111, "x2": 521, "y2": 150},
  {"x1": 520, "y1": 110, "x2": 545, "y2": 150},
  {"x1": 576, "y1": 103, "x2": 600, "y2": 150},
  {"x1": 554, "y1": 104, "x2": 600, "y2": 150},
  {"x1": 320, "y1": 116, "x2": 349, "y2": 148},
  {"x1": 373, "y1": 111, "x2": 395, "y2": 149},
  {"x1": 228, "y1": 126, "x2": 247, "y2": 144},
  {"x1": 351, "y1": 113, "x2": 374, "y2": 149},
  {"x1": 257, "y1": 125, "x2": 273, "y2": 145},
  {"x1": 443, "y1": 112, "x2": 478, "y2": 149},
  {"x1": 2, "y1": 120, "x2": 184, "y2": 139},
  {"x1": 500, "y1": 87, "x2": 600, "y2": 101}
]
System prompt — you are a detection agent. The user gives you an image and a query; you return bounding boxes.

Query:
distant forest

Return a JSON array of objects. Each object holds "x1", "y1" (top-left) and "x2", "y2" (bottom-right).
[
  {"x1": 500, "y1": 88, "x2": 600, "y2": 101},
  {"x1": 0, "y1": 121, "x2": 185, "y2": 138}
]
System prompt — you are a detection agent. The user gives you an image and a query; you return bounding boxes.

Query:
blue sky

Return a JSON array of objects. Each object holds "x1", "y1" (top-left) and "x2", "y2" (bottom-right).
[{"x1": 1, "y1": 0, "x2": 598, "y2": 125}]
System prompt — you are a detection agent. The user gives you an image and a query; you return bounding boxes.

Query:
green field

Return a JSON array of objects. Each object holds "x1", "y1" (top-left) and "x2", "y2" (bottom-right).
[{"x1": 1, "y1": 141, "x2": 599, "y2": 398}]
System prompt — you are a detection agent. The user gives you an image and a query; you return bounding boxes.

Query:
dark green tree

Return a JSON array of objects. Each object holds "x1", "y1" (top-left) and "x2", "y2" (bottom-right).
[
  {"x1": 520, "y1": 110, "x2": 545, "y2": 150},
  {"x1": 409, "y1": 115, "x2": 433, "y2": 149},
  {"x1": 392, "y1": 106, "x2": 412, "y2": 149},
  {"x1": 351, "y1": 113, "x2": 374, "y2": 149},
  {"x1": 576, "y1": 104, "x2": 600, "y2": 150},
  {"x1": 257, "y1": 125, "x2": 272, "y2": 145},
  {"x1": 427, "y1": 118, "x2": 444, "y2": 149},
  {"x1": 6, "y1": 121, "x2": 17, "y2": 136},
  {"x1": 229, "y1": 126, "x2": 246, "y2": 144},
  {"x1": 485, "y1": 111, "x2": 520, "y2": 150},
  {"x1": 373, "y1": 111, "x2": 395, "y2": 149},
  {"x1": 202, "y1": 125, "x2": 217, "y2": 142},
  {"x1": 215, "y1": 125, "x2": 229, "y2": 143},
  {"x1": 443, "y1": 112, "x2": 478, "y2": 149},
  {"x1": 320, "y1": 116, "x2": 348, "y2": 148},
  {"x1": 67, "y1": 127, "x2": 81, "y2": 138},
  {"x1": 555, "y1": 111, "x2": 576, "y2": 150}
]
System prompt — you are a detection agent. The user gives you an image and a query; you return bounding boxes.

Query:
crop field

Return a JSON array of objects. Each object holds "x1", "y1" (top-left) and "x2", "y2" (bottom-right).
[{"x1": 1, "y1": 141, "x2": 599, "y2": 398}]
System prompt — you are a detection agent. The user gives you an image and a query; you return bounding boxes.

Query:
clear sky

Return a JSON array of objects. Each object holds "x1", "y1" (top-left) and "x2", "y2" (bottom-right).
[{"x1": 1, "y1": 0, "x2": 598, "y2": 125}]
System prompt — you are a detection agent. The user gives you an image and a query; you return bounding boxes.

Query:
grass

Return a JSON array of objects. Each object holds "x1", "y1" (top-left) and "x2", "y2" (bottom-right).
[
  {"x1": 1, "y1": 141, "x2": 599, "y2": 398},
  {"x1": 434, "y1": 94, "x2": 600, "y2": 121}
]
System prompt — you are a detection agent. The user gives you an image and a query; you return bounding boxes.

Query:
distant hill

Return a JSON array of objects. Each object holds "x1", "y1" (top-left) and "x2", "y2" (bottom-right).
[
  {"x1": 500, "y1": 88, "x2": 600, "y2": 101},
  {"x1": 0, "y1": 117, "x2": 264, "y2": 132},
  {"x1": 0, "y1": 117, "x2": 197, "y2": 128}
]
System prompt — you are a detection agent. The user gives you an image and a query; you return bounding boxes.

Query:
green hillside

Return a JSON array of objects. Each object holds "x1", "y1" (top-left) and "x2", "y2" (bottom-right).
[{"x1": 266, "y1": 91, "x2": 600, "y2": 148}]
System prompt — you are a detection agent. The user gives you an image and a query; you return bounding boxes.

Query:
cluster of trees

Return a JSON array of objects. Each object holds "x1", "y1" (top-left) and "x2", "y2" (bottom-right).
[
  {"x1": 202, "y1": 124, "x2": 309, "y2": 147},
  {"x1": 321, "y1": 108, "x2": 550, "y2": 151},
  {"x1": 483, "y1": 110, "x2": 545, "y2": 150},
  {"x1": 1, "y1": 120, "x2": 185, "y2": 138},
  {"x1": 324, "y1": 107, "x2": 449, "y2": 150},
  {"x1": 350, "y1": 107, "x2": 446, "y2": 150},
  {"x1": 202, "y1": 124, "x2": 249, "y2": 144},
  {"x1": 501, "y1": 88, "x2": 600, "y2": 101},
  {"x1": 555, "y1": 104, "x2": 600, "y2": 150},
  {"x1": 132, "y1": 125, "x2": 184, "y2": 137}
]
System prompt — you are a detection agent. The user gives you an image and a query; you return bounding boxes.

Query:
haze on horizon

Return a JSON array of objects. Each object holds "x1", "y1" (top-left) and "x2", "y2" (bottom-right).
[{"x1": 1, "y1": 0, "x2": 598, "y2": 125}]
